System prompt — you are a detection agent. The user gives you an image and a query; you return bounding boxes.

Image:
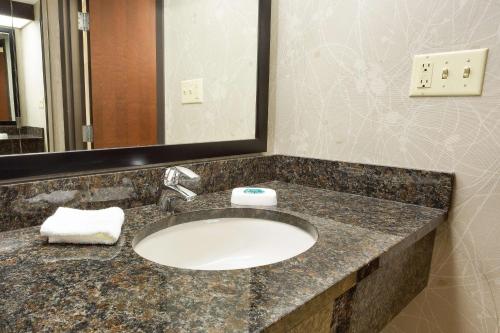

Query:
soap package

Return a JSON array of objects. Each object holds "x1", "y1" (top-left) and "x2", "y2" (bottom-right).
[{"x1": 231, "y1": 187, "x2": 277, "y2": 207}]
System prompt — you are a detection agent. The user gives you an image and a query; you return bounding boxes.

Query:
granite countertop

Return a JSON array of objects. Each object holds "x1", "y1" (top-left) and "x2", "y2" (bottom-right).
[{"x1": 0, "y1": 181, "x2": 446, "y2": 332}]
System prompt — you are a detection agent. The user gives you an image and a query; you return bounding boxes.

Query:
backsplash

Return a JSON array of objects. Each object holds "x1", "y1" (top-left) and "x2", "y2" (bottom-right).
[
  {"x1": 274, "y1": 155, "x2": 453, "y2": 210},
  {"x1": 182, "y1": 155, "x2": 276, "y2": 194},
  {"x1": 0, "y1": 155, "x2": 452, "y2": 232},
  {"x1": 0, "y1": 126, "x2": 45, "y2": 155},
  {"x1": 0, "y1": 156, "x2": 276, "y2": 232},
  {"x1": 0, "y1": 168, "x2": 162, "y2": 232}
]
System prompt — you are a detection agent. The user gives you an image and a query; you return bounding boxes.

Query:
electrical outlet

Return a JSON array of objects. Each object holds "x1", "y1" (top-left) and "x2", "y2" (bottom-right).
[
  {"x1": 417, "y1": 62, "x2": 434, "y2": 88},
  {"x1": 181, "y1": 79, "x2": 203, "y2": 104},
  {"x1": 409, "y1": 48, "x2": 488, "y2": 97}
]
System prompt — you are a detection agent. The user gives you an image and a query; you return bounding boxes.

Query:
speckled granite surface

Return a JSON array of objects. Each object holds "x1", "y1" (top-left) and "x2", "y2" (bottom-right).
[
  {"x1": 0, "y1": 181, "x2": 447, "y2": 332},
  {"x1": 0, "y1": 126, "x2": 45, "y2": 155},
  {"x1": 0, "y1": 136, "x2": 44, "y2": 155},
  {"x1": 274, "y1": 155, "x2": 453, "y2": 210},
  {"x1": 330, "y1": 231, "x2": 436, "y2": 333},
  {"x1": 346, "y1": 231, "x2": 436, "y2": 333},
  {"x1": 0, "y1": 155, "x2": 453, "y2": 232},
  {"x1": 0, "y1": 168, "x2": 163, "y2": 232},
  {"x1": 0, "y1": 155, "x2": 278, "y2": 232}
]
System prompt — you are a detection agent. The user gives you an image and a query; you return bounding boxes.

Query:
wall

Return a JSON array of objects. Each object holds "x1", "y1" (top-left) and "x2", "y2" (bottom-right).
[
  {"x1": 16, "y1": 2, "x2": 46, "y2": 134},
  {"x1": 271, "y1": 0, "x2": 500, "y2": 331},
  {"x1": 164, "y1": 0, "x2": 258, "y2": 145}
]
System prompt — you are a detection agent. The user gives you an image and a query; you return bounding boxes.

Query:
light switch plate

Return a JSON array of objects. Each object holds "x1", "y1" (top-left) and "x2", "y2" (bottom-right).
[
  {"x1": 409, "y1": 48, "x2": 488, "y2": 97},
  {"x1": 181, "y1": 79, "x2": 204, "y2": 104}
]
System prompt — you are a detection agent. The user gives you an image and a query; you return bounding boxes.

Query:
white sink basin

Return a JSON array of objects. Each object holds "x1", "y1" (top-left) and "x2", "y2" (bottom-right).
[{"x1": 133, "y1": 209, "x2": 317, "y2": 271}]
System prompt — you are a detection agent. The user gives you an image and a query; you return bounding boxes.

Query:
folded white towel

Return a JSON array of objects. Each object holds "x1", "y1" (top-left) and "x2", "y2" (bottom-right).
[{"x1": 40, "y1": 207, "x2": 125, "y2": 245}]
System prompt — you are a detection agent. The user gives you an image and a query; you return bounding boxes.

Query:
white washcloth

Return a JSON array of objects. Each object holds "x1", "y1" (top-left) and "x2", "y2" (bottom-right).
[{"x1": 40, "y1": 207, "x2": 125, "y2": 245}]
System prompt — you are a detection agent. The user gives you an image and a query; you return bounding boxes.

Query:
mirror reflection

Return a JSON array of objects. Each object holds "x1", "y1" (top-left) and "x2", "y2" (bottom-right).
[
  {"x1": 0, "y1": 0, "x2": 259, "y2": 155},
  {"x1": 0, "y1": 0, "x2": 45, "y2": 155},
  {"x1": 0, "y1": 28, "x2": 16, "y2": 123}
]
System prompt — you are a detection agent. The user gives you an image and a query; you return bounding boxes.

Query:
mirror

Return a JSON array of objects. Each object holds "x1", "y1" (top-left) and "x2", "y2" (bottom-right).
[
  {"x1": 0, "y1": 0, "x2": 263, "y2": 156},
  {"x1": 163, "y1": 1, "x2": 258, "y2": 145},
  {"x1": 0, "y1": 0, "x2": 45, "y2": 155}
]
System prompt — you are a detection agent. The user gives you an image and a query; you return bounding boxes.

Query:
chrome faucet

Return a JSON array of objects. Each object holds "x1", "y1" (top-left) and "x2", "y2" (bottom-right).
[
  {"x1": 163, "y1": 166, "x2": 200, "y2": 202},
  {"x1": 159, "y1": 166, "x2": 201, "y2": 214}
]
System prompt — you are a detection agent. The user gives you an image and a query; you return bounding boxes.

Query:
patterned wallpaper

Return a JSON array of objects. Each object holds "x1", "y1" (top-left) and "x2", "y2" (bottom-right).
[
  {"x1": 164, "y1": 0, "x2": 258, "y2": 145},
  {"x1": 270, "y1": 0, "x2": 500, "y2": 331}
]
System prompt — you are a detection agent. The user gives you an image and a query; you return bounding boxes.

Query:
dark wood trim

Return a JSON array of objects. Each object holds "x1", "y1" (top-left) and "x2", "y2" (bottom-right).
[
  {"x1": 57, "y1": 0, "x2": 72, "y2": 150},
  {"x1": 0, "y1": 120, "x2": 16, "y2": 125},
  {"x1": 8, "y1": 28, "x2": 20, "y2": 122},
  {"x1": 0, "y1": 1, "x2": 35, "y2": 21},
  {"x1": 39, "y1": 1, "x2": 51, "y2": 149},
  {"x1": 0, "y1": 0, "x2": 271, "y2": 182},
  {"x1": 256, "y1": 0, "x2": 271, "y2": 140},
  {"x1": 0, "y1": 139, "x2": 267, "y2": 180},
  {"x1": 156, "y1": 0, "x2": 165, "y2": 145},
  {"x1": 67, "y1": 0, "x2": 84, "y2": 150}
]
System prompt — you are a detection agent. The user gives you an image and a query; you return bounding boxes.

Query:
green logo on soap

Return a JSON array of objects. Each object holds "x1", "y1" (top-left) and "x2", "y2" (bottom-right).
[{"x1": 244, "y1": 188, "x2": 265, "y2": 194}]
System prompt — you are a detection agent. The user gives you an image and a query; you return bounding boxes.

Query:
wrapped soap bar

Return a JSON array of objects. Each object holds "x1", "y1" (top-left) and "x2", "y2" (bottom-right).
[{"x1": 231, "y1": 187, "x2": 277, "y2": 207}]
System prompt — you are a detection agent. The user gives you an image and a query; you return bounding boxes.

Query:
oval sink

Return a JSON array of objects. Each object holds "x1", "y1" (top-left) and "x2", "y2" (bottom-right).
[{"x1": 133, "y1": 208, "x2": 318, "y2": 271}]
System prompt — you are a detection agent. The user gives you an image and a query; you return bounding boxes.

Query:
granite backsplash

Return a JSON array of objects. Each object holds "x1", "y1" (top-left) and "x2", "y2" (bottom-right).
[
  {"x1": 0, "y1": 126, "x2": 45, "y2": 155},
  {"x1": 274, "y1": 155, "x2": 453, "y2": 210},
  {"x1": 0, "y1": 155, "x2": 454, "y2": 232}
]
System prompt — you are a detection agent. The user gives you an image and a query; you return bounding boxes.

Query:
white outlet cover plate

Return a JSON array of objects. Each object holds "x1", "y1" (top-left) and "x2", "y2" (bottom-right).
[
  {"x1": 181, "y1": 78, "x2": 203, "y2": 104},
  {"x1": 409, "y1": 48, "x2": 488, "y2": 97}
]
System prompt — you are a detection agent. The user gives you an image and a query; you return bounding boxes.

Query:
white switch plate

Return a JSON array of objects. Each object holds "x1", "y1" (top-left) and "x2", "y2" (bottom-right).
[
  {"x1": 181, "y1": 79, "x2": 203, "y2": 104},
  {"x1": 409, "y1": 48, "x2": 488, "y2": 97}
]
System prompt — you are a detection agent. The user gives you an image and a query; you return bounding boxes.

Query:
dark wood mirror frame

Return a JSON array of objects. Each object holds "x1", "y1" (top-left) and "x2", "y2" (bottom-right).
[{"x1": 0, "y1": 0, "x2": 271, "y2": 182}]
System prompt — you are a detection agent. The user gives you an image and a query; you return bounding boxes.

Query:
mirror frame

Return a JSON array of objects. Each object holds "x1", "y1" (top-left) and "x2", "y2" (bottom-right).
[{"x1": 0, "y1": 0, "x2": 271, "y2": 181}]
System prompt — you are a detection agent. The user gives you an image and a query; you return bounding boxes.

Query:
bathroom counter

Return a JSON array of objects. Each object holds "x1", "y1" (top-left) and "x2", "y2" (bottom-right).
[{"x1": 0, "y1": 181, "x2": 446, "y2": 332}]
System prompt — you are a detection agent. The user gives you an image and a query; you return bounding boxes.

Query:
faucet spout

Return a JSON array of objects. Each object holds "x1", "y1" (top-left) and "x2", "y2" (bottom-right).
[
  {"x1": 167, "y1": 184, "x2": 197, "y2": 201},
  {"x1": 162, "y1": 166, "x2": 200, "y2": 204}
]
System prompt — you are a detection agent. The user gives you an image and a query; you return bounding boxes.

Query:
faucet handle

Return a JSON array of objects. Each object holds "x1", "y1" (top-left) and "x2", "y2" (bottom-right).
[
  {"x1": 164, "y1": 166, "x2": 200, "y2": 187},
  {"x1": 175, "y1": 166, "x2": 200, "y2": 180}
]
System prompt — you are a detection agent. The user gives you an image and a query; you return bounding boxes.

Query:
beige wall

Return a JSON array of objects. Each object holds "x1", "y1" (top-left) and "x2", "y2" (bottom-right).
[
  {"x1": 164, "y1": 0, "x2": 258, "y2": 145},
  {"x1": 16, "y1": 2, "x2": 46, "y2": 132},
  {"x1": 271, "y1": 0, "x2": 500, "y2": 331}
]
